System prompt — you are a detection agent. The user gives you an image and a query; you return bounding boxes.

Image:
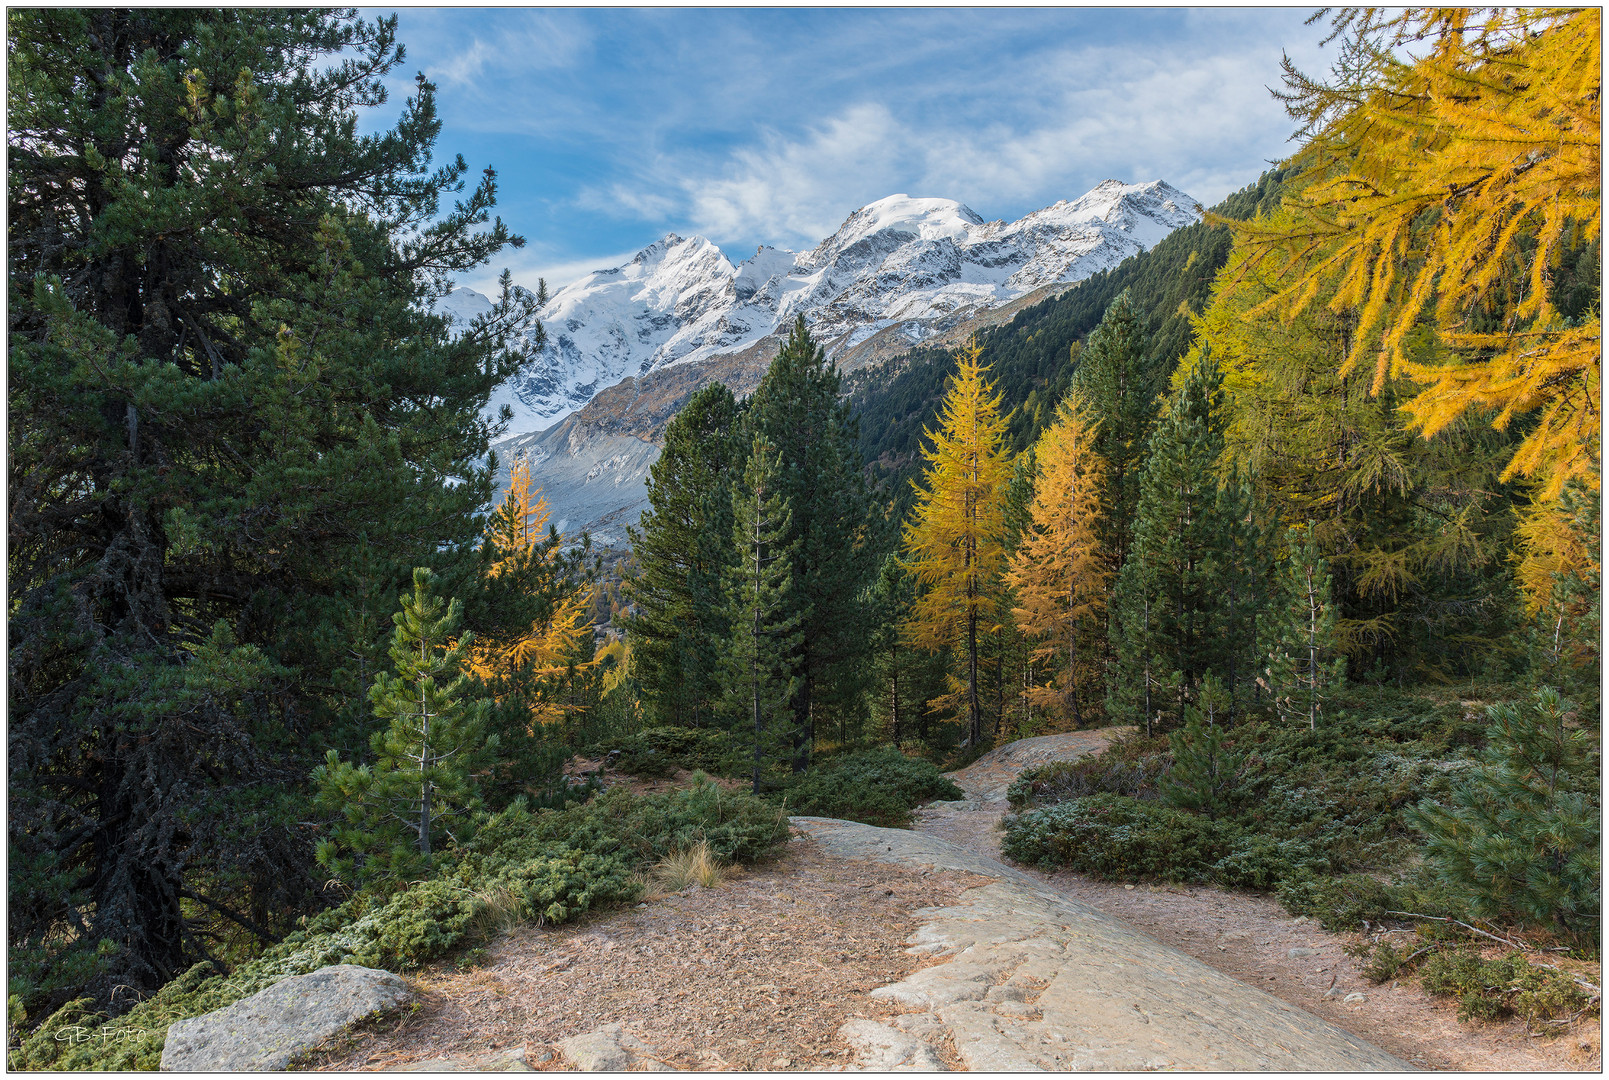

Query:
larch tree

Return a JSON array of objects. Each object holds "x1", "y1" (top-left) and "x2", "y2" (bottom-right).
[
  {"x1": 1240, "y1": 7, "x2": 1600, "y2": 600},
  {"x1": 1183, "y1": 231, "x2": 1525, "y2": 677},
  {"x1": 7, "y1": 9, "x2": 533, "y2": 1013},
  {"x1": 719, "y1": 440, "x2": 804, "y2": 793},
  {"x1": 468, "y1": 458, "x2": 596, "y2": 728},
  {"x1": 902, "y1": 340, "x2": 1013, "y2": 747},
  {"x1": 462, "y1": 459, "x2": 597, "y2": 802},
  {"x1": 1004, "y1": 390, "x2": 1109, "y2": 727}
]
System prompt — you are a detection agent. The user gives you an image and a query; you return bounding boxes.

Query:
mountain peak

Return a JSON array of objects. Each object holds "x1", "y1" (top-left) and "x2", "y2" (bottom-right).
[{"x1": 489, "y1": 178, "x2": 1200, "y2": 430}]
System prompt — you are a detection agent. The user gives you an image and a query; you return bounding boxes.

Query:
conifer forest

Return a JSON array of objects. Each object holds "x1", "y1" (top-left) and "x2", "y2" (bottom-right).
[{"x1": 7, "y1": 7, "x2": 1601, "y2": 1070}]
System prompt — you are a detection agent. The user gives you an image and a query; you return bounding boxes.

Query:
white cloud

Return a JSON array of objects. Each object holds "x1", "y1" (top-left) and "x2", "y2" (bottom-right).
[
  {"x1": 457, "y1": 245, "x2": 645, "y2": 298},
  {"x1": 591, "y1": 29, "x2": 1322, "y2": 253}
]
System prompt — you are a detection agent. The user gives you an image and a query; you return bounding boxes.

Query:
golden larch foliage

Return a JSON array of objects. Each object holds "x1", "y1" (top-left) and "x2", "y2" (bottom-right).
[
  {"x1": 901, "y1": 340, "x2": 1013, "y2": 737},
  {"x1": 1003, "y1": 390, "x2": 1109, "y2": 722},
  {"x1": 1235, "y1": 8, "x2": 1599, "y2": 501},
  {"x1": 469, "y1": 458, "x2": 594, "y2": 726}
]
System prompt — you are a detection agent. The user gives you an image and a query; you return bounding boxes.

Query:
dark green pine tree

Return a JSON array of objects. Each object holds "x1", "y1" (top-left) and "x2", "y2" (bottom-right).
[
  {"x1": 624, "y1": 383, "x2": 744, "y2": 728},
  {"x1": 1406, "y1": 687, "x2": 1600, "y2": 942},
  {"x1": 1159, "y1": 675, "x2": 1246, "y2": 821},
  {"x1": 746, "y1": 316, "x2": 875, "y2": 770},
  {"x1": 7, "y1": 10, "x2": 533, "y2": 1015},
  {"x1": 1110, "y1": 347, "x2": 1260, "y2": 732},
  {"x1": 865, "y1": 553, "x2": 952, "y2": 751},
  {"x1": 312, "y1": 568, "x2": 496, "y2": 886},
  {"x1": 719, "y1": 440, "x2": 805, "y2": 794},
  {"x1": 1073, "y1": 289, "x2": 1161, "y2": 580},
  {"x1": 1215, "y1": 466, "x2": 1278, "y2": 717}
]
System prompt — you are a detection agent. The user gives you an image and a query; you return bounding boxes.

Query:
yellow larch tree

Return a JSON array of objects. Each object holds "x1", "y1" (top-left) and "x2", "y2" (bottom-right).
[
  {"x1": 1004, "y1": 390, "x2": 1109, "y2": 728},
  {"x1": 1235, "y1": 7, "x2": 1600, "y2": 602},
  {"x1": 902, "y1": 340, "x2": 1013, "y2": 747},
  {"x1": 470, "y1": 458, "x2": 595, "y2": 728}
]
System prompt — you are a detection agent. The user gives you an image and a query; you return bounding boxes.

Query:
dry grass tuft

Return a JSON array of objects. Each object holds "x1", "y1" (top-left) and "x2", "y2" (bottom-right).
[
  {"x1": 650, "y1": 841, "x2": 726, "y2": 892},
  {"x1": 469, "y1": 886, "x2": 525, "y2": 937}
]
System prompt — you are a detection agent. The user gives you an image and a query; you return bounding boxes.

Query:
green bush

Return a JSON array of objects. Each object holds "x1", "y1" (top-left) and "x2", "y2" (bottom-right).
[
  {"x1": 1001, "y1": 793, "x2": 1241, "y2": 881},
  {"x1": 1419, "y1": 949, "x2": 1593, "y2": 1026},
  {"x1": 1276, "y1": 873, "x2": 1406, "y2": 931},
  {"x1": 778, "y1": 748, "x2": 963, "y2": 827},
  {"x1": 588, "y1": 727, "x2": 731, "y2": 778},
  {"x1": 1406, "y1": 688, "x2": 1600, "y2": 942},
  {"x1": 1005, "y1": 740, "x2": 1170, "y2": 809}
]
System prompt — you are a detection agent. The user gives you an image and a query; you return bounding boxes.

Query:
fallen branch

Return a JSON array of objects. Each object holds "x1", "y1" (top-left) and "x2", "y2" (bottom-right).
[{"x1": 1383, "y1": 910, "x2": 1529, "y2": 950}]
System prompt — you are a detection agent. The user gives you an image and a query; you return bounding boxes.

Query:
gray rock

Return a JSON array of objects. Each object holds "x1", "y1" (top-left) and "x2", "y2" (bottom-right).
[
  {"x1": 161, "y1": 964, "x2": 412, "y2": 1072},
  {"x1": 557, "y1": 1023, "x2": 671, "y2": 1072},
  {"x1": 838, "y1": 1019, "x2": 947, "y2": 1071}
]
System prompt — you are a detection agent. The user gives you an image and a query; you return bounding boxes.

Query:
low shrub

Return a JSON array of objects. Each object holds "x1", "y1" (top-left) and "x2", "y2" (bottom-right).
[
  {"x1": 588, "y1": 727, "x2": 730, "y2": 778},
  {"x1": 1276, "y1": 873, "x2": 1406, "y2": 931},
  {"x1": 1005, "y1": 740, "x2": 1170, "y2": 810},
  {"x1": 1418, "y1": 949, "x2": 1594, "y2": 1027},
  {"x1": 779, "y1": 748, "x2": 963, "y2": 827},
  {"x1": 1001, "y1": 793, "x2": 1240, "y2": 881}
]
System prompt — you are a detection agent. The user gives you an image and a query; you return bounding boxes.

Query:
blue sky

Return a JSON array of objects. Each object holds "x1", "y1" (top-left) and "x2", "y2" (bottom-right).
[{"x1": 369, "y1": 8, "x2": 1334, "y2": 294}]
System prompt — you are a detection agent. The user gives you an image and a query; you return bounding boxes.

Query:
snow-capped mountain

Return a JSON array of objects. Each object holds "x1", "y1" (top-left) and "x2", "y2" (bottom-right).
[{"x1": 483, "y1": 179, "x2": 1199, "y2": 431}]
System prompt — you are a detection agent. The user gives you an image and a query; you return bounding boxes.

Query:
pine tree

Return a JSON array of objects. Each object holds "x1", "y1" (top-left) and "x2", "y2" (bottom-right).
[
  {"x1": 1004, "y1": 390, "x2": 1109, "y2": 726},
  {"x1": 1260, "y1": 524, "x2": 1345, "y2": 730},
  {"x1": 1073, "y1": 290, "x2": 1159, "y2": 577},
  {"x1": 624, "y1": 383, "x2": 744, "y2": 727},
  {"x1": 1406, "y1": 687, "x2": 1600, "y2": 941},
  {"x1": 1110, "y1": 347, "x2": 1262, "y2": 731},
  {"x1": 7, "y1": 10, "x2": 532, "y2": 1010},
  {"x1": 902, "y1": 340, "x2": 1013, "y2": 747},
  {"x1": 313, "y1": 569, "x2": 495, "y2": 886},
  {"x1": 747, "y1": 316, "x2": 874, "y2": 770},
  {"x1": 719, "y1": 441, "x2": 804, "y2": 794},
  {"x1": 1160, "y1": 675, "x2": 1246, "y2": 821}
]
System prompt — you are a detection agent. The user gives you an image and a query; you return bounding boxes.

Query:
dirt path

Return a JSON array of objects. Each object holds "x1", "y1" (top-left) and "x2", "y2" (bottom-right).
[{"x1": 915, "y1": 729, "x2": 1602, "y2": 1073}]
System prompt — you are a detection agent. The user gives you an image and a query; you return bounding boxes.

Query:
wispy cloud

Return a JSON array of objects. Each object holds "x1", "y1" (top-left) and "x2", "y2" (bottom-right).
[
  {"x1": 383, "y1": 9, "x2": 1334, "y2": 285},
  {"x1": 457, "y1": 246, "x2": 645, "y2": 297}
]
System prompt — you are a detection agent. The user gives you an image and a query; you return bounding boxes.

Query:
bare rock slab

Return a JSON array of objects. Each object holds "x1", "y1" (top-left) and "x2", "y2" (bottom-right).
[
  {"x1": 793, "y1": 817, "x2": 1410, "y2": 1073},
  {"x1": 160, "y1": 964, "x2": 412, "y2": 1071},
  {"x1": 838, "y1": 1019, "x2": 947, "y2": 1071}
]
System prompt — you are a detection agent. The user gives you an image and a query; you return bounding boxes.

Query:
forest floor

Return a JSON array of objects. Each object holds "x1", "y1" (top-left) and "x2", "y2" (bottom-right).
[{"x1": 313, "y1": 732, "x2": 1599, "y2": 1072}]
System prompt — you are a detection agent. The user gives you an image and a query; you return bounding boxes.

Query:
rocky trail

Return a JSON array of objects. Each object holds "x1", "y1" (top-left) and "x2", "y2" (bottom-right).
[
  {"x1": 305, "y1": 731, "x2": 1597, "y2": 1072},
  {"x1": 908, "y1": 731, "x2": 1600, "y2": 1073}
]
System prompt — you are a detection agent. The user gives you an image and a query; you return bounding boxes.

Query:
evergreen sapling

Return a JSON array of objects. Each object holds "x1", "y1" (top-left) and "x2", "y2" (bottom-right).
[{"x1": 314, "y1": 568, "x2": 496, "y2": 886}]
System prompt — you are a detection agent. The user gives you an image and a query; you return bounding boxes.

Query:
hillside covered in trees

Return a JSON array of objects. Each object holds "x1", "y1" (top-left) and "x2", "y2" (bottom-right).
[{"x1": 9, "y1": 6, "x2": 1600, "y2": 1068}]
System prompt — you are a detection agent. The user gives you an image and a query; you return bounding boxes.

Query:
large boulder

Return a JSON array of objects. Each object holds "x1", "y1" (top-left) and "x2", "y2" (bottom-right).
[{"x1": 160, "y1": 964, "x2": 413, "y2": 1071}]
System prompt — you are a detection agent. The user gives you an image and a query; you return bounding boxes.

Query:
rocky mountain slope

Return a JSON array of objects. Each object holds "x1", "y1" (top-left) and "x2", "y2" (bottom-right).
[{"x1": 483, "y1": 179, "x2": 1201, "y2": 545}]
